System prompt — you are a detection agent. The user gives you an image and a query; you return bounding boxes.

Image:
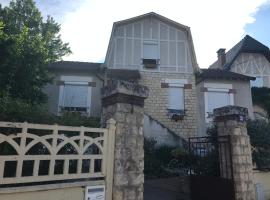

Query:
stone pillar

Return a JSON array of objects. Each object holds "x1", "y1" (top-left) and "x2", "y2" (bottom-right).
[
  {"x1": 101, "y1": 80, "x2": 149, "y2": 200},
  {"x1": 214, "y1": 106, "x2": 255, "y2": 200}
]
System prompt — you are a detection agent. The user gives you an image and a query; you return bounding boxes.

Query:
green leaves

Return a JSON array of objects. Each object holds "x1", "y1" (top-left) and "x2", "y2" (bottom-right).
[
  {"x1": 0, "y1": 0, "x2": 71, "y2": 104},
  {"x1": 247, "y1": 120, "x2": 270, "y2": 169},
  {"x1": 251, "y1": 87, "x2": 270, "y2": 118}
]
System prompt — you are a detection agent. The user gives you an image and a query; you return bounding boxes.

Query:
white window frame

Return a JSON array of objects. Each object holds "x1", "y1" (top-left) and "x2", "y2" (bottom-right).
[
  {"x1": 165, "y1": 79, "x2": 187, "y2": 111},
  {"x1": 58, "y1": 76, "x2": 92, "y2": 115},
  {"x1": 204, "y1": 83, "x2": 234, "y2": 123}
]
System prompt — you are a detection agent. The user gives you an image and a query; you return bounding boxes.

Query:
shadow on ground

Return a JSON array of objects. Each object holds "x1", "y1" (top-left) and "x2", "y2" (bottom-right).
[{"x1": 144, "y1": 177, "x2": 191, "y2": 200}]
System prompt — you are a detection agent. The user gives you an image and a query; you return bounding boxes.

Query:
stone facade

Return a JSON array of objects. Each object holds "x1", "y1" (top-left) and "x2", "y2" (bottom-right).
[
  {"x1": 214, "y1": 106, "x2": 255, "y2": 200},
  {"x1": 139, "y1": 71, "x2": 197, "y2": 139},
  {"x1": 101, "y1": 80, "x2": 149, "y2": 200}
]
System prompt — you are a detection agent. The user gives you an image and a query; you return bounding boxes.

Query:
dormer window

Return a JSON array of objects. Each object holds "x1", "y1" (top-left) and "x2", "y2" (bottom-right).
[{"x1": 143, "y1": 41, "x2": 159, "y2": 68}]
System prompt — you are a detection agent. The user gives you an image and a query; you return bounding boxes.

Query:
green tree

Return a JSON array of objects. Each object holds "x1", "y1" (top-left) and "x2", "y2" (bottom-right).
[
  {"x1": 251, "y1": 87, "x2": 270, "y2": 118},
  {"x1": 0, "y1": 0, "x2": 71, "y2": 104}
]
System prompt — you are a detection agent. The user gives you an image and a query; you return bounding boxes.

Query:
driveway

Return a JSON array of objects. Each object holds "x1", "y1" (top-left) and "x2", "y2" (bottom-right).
[{"x1": 144, "y1": 177, "x2": 191, "y2": 200}]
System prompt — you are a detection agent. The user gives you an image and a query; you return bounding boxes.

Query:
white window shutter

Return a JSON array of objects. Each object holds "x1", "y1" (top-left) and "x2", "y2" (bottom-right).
[
  {"x1": 207, "y1": 91, "x2": 231, "y2": 113},
  {"x1": 168, "y1": 87, "x2": 184, "y2": 110},
  {"x1": 63, "y1": 84, "x2": 88, "y2": 107},
  {"x1": 143, "y1": 43, "x2": 158, "y2": 59}
]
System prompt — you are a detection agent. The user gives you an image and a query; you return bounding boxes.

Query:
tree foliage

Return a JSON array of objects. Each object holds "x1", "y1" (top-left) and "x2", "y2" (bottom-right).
[
  {"x1": 247, "y1": 120, "x2": 270, "y2": 169},
  {"x1": 0, "y1": 0, "x2": 71, "y2": 104},
  {"x1": 251, "y1": 87, "x2": 270, "y2": 118}
]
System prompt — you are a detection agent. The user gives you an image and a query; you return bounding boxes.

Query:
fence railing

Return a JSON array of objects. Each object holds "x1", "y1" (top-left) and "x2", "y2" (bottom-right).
[{"x1": 0, "y1": 119, "x2": 116, "y2": 196}]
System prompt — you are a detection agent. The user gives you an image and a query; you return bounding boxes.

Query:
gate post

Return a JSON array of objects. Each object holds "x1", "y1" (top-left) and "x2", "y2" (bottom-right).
[
  {"x1": 101, "y1": 80, "x2": 149, "y2": 200},
  {"x1": 214, "y1": 106, "x2": 255, "y2": 200}
]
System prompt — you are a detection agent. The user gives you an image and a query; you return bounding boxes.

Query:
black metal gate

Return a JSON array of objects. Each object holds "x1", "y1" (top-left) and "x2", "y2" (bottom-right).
[{"x1": 188, "y1": 136, "x2": 235, "y2": 200}]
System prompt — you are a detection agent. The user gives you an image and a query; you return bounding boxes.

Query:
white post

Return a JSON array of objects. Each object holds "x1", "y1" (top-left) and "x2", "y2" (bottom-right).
[{"x1": 105, "y1": 118, "x2": 116, "y2": 200}]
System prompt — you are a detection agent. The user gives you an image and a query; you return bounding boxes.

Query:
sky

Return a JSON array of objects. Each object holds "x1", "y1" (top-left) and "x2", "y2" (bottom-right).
[{"x1": 1, "y1": 0, "x2": 270, "y2": 68}]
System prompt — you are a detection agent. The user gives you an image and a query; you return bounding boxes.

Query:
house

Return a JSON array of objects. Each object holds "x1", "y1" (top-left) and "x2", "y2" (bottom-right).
[
  {"x1": 209, "y1": 35, "x2": 270, "y2": 119},
  {"x1": 44, "y1": 13, "x2": 261, "y2": 143},
  {"x1": 104, "y1": 12, "x2": 199, "y2": 144}
]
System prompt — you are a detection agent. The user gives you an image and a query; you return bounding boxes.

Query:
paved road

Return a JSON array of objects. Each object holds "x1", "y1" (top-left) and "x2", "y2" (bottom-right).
[{"x1": 144, "y1": 178, "x2": 190, "y2": 200}]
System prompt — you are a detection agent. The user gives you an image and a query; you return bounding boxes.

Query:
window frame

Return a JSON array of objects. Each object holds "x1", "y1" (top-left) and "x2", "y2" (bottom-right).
[{"x1": 58, "y1": 76, "x2": 92, "y2": 116}]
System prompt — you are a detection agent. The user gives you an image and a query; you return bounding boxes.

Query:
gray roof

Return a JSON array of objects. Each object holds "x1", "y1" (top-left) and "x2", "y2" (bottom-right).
[
  {"x1": 48, "y1": 61, "x2": 102, "y2": 71},
  {"x1": 197, "y1": 68, "x2": 256, "y2": 84},
  {"x1": 210, "y1": 35, "x2": 270, "y2": 70}
]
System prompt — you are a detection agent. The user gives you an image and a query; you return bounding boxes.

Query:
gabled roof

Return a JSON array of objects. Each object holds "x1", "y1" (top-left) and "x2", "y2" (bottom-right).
[
  {"x1": 105, "y1": 12, "x2": 199, "y2": 71},
  {"x1": 210, "y1": 35, "x2": 270, "y2": 70},
  {"x1": 48, "y1": 61, "x2": 102, "y2": 71},
  {"x1": 113, "y1": 12, "x2": 190, "y2": 30},
  {"x1": 196, "y1": 68, "x2": 256, "y2": 84}
]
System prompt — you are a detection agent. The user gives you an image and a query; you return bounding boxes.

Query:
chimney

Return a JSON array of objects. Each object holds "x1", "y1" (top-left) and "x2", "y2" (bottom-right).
[{"x1": 217, "y1": 48, "x2": 226, "y2": 67}]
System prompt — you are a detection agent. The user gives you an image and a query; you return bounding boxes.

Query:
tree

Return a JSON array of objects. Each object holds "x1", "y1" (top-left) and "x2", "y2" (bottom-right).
[
  {"x1": 251, "y1": 87, "x2": 270, "y2": 118},
  {"x1": 0, "y1": 0, "x2": 71, "y2": 104}
]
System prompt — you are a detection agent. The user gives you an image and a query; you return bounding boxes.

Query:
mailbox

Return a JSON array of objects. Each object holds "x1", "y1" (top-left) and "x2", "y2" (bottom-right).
[{"x1": 85, "y1": 185, "x2": 105, "y2": 200}]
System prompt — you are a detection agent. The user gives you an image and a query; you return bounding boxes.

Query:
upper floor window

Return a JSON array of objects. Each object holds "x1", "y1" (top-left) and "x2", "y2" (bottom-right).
[
  {"x1": 251, "y1": 77, "x2": 263, "y2": 88},
  {"x1": 143, "y1": 41, "x2": 159, "y2": 68},
  {"x1": 58, "y1": 76, "x2": 92, "y2": 115}
]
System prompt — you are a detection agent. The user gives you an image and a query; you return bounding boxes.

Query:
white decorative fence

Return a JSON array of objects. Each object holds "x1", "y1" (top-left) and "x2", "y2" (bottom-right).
[{"x1": 0, "y1": 120, "x2": 116, "y2": 198}]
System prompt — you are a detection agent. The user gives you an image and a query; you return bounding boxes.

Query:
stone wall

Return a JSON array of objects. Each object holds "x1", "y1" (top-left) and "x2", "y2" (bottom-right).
[
  {"x1": 139, "y1": 71, "x2": 197, "y2": 139},
  {"x1": 101, "y1": 80, "x2": 149, "y2": 200},
  {"x1": 214, "y1": 106, "x2": 255, "y2": 200}
]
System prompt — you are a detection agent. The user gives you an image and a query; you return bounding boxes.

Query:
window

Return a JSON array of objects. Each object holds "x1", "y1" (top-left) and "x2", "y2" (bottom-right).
[
  {"x1": 143, "y1": 41, "x2": 159, "y2": 68},
  {"x1": 165, "y1": 79, "x2": 187, "y2": 118},
  {"x1": 207, "y1": 91, "x2": 231, "y2": 115},
  {"x1": 58, "y1": 76, "x2": 92, "y2": 115},
  {"x1": 168, "y1": 87, "x2": 184, "y2": 110},
  {"x1": 251, "y1": 77, "x2": 263, "y2": 88},
  {"x1": 204, "y1": 83, "x2": 234, "y2": 123}
]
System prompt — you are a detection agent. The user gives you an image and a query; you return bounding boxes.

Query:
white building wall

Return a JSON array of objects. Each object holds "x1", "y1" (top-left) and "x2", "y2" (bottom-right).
[
  {"x1": 231, "y1": 53, "x2": 270, "y2": 87},
  {"x1": 107, "y1": 16, "x2": 193, "y2": 73}
]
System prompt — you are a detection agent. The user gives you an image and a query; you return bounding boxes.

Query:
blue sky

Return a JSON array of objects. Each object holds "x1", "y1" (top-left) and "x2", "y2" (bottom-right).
[
  {"x1": 245, "y1": 4, "x2": 270, "y2": 48},
  {"x1": 1, "y1": 0, "x2": 270, "y2": 67}
]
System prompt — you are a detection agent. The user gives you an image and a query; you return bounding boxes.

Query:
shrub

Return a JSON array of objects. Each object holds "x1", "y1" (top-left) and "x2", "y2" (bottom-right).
[
  {"x1": 144, "y1": 138, "x2": 188, "y2": 179},
  {"x1": 0, "y1": 92, "x2": 100, "y2": 127},
  {"x1": 247, "y1": 120, "x2": 270, "y2": 169}
]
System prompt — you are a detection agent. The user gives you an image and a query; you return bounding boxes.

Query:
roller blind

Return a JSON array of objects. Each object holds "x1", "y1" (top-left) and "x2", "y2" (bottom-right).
[{"x1": 168, "y1": 87, "x2": 184, "y2": 110}]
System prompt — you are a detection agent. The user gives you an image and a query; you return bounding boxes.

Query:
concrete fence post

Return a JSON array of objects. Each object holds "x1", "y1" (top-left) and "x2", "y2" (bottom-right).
[
  {"x1": 214, "y1": 106, "x2": 255, "y2": 200},
  {"x1": 101, "y1": 80, "x2": 149, "y2": 200}
]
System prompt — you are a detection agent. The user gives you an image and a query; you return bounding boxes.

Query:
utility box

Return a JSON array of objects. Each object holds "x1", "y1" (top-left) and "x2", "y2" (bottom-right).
[
  {"x1": 85, "y1": 185, "x2": 105, "y2": 200},
  {"x1": 255, "y1": 183, "x2": 265, "y2": 200}
]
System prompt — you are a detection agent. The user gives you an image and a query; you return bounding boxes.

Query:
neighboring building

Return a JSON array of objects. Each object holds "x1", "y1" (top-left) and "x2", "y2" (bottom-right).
[
  {"x1": 210, "y1": 35, "x2": 270, "y2": 118},
  {"x1": 210, "y1": 35, "x2": 270, "y2": 87},
  {"x1": 196, "y1": 69, "x2": 255, "y2": 136},
  {"x1": 45, "y1": 61, "x2": 104, "y2": 118}
]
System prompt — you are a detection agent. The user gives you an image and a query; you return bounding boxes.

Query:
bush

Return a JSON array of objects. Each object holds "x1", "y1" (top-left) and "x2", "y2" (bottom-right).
[
  {"x1": 247, "y1": 120, "x2": 270, "y2": 169},
  {"x1": 0, "y1": 92, "x2": 100, "y2": 127},
  {"x1": 144, "y1": 138, "x2": 188, "y2": 179}
]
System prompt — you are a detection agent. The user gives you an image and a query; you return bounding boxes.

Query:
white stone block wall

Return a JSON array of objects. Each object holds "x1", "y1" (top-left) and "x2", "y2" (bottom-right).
[{"x1": 139, "y1": 71, "x2": 197, "y2": 139}]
